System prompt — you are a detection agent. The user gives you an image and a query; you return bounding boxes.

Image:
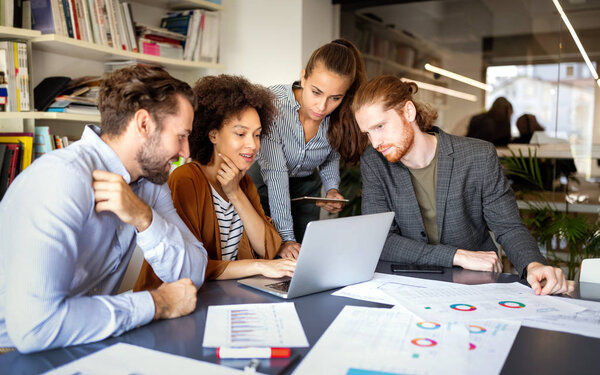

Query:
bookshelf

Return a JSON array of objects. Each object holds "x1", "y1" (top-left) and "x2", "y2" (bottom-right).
[
  {"x1": 32, "y1": 34, "x2": 224, "y2": 71},
  {"x1": 341, "y1": 11, "x2": 443, "y2": 81},
  {"x1": 0, "y1": 1, "x2": 225, "y2": 129}
]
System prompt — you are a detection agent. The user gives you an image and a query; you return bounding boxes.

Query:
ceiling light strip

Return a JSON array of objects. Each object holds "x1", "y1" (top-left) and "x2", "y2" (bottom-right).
[
  {"x1": 424, "y1": 63, "x2": 492, "y2": 92},
  {"x1": 401, "y1": 78, "x2": 478, "y2": 102},
  {"x1": 552, "y1": 0, "x2": 599, "y2": 80}
]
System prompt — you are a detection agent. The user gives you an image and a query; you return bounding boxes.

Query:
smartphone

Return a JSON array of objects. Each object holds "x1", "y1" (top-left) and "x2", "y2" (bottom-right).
[{"x1": 390, "y1": 264, "x2": 444, "y2": 274}]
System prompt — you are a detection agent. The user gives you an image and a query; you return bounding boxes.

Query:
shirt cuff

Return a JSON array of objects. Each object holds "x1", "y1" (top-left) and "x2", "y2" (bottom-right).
[
  {"x1": 132, "y1": 291, "x2": 156, "y2": 327},
  {"x1": 136, "y1": 208, "x2": 166, "y2": 253},
  {"x1": 321, "y1": 175, "x2": 339, "y2": 194},
  {"x1": 280, "y1": 230, "x2": 296, "y2": 243}
]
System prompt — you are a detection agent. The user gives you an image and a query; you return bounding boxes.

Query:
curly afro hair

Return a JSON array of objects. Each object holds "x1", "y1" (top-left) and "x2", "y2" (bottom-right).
[{"x1": 190, "y1": 75, "x2": 277, "y2": 164}]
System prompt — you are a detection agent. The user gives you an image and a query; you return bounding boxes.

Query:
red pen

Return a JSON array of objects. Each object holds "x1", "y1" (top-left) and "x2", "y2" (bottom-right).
[{"x1": 216, "y1": 347, "x2": 291, "y2": 359}]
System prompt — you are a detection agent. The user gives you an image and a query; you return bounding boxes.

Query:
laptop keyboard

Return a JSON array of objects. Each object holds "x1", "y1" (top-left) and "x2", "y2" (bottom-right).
[{"x1": 266, "y1": 280, "x2": 291, "y2": 292}]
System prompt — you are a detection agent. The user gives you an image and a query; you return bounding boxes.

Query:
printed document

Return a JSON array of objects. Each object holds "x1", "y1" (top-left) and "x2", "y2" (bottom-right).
[
  {"x1": 203, "y1": 302, "x2": 309, "y2": 347},
  {"x1": 380, "y1": 281, "x2": 585, "y2": 321},
  {"x1": 293, "y1": 306, "x2": 469, "y2": 375},
  {"x1": 522, "y1": 298, "x2": 600, "y2": 338},
  {"x1": 43, "y1": 343, "x2": 248, "y2": 375}
]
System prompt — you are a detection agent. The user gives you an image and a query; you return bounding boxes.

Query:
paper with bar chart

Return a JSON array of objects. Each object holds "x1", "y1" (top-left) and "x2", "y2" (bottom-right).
[
  {"x1": 293, "y1": 306, "x2": 469, "y2": 375},
  {"x1": 380, "y1": 281, "x2": 585, "y2": 321},
  {"x1": 203, "y1": 302, "x2": 309, "y2": 348}
]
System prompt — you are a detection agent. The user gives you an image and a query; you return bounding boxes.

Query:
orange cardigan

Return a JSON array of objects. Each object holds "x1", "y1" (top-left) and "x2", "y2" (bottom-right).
[{"x1": 133, "y1": 162, "x2": 282, "y2": 291}]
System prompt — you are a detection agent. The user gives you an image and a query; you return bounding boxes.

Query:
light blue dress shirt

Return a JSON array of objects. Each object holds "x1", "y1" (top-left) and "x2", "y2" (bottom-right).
[
  {"x1": 0, "y1": 125, "x2": 208, "y2": 353},
  {"x1": 257, "y1": 83, "x2": 341, "y2": 242}
]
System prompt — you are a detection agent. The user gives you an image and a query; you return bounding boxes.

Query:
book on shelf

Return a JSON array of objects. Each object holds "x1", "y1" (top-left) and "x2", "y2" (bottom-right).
[
  {"x1": 0, "y1": 132, "x2": 33, "y2": 171},
  {"x1": 32, "y1": 0, "x2": 137, "y2": 52},
  {"x1": 160, "y1": 9, "x2": 220, "y2": 63},
  {"x1": 0, "y1": 41, "x2": 31, "y2": 112},
  {"x1": 1, "y1": 0, "x2": 31, "y2": 28}
]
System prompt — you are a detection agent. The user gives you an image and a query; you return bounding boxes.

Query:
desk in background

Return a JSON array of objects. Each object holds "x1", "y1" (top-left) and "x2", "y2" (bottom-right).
[{"x1": 1, "y1": 262, "x2": 599, "y2": 375}]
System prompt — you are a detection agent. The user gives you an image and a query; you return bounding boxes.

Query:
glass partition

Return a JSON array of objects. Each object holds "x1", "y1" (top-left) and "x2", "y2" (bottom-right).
[{"x1": 339, "y1": 0, "x2": 600, "y2": 278}]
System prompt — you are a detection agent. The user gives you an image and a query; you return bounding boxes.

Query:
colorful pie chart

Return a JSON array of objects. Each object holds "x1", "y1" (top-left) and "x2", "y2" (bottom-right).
[
  {"x1": 469, "y1": 325, "x2": 487, "y2": 334},
  {"x1": 411, "y1": 338, "x2": 438, "y2": 347},
  {"x1": 449, "y1": 303, "x2": 477, "y2": 311},
  {"x1": 498, "y1": 300, "x2": 526, "y2": 309},
  {"x1": 416, "y1": 321, "x2": 441, "y2": 330}
]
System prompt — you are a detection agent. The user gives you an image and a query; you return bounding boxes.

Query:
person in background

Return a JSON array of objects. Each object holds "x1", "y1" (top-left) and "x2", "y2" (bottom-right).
[
  {"x1": 0, "y1": 65, "x2": 207, "y2": 353},
  {"x1": 353, "y1": 75, "x2": 572, "y2": 296},
  {"x1": 466, "y1": 96, "x2": 513, "y2": 146},
  {"x1": 513, "y1": 113, "x2": 545, "y2": 144},
  {"x1": 247, "y1": 39, "x2": 367, "y2": 259},
  {"x1": 134, "y1": 75, "x2": 295, "y2": 289}
]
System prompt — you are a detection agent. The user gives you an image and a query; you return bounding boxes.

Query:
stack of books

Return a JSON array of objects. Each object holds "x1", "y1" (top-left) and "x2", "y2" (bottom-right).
[
  {"x1": 160, "y1": 9, "x2": 220, "y2": 63},
  {"x1": 31, "y1": 0, "x2": 138, "y2": 52},
  {"x1": 0, "y1": 41, "x2": 31, "y2": 112},
  {"x1": 136, "y1": 23, "x2": 185, "y2": 60},
  {"x1": 46, "y1": 76, "x2": 101, "y2": 115}
]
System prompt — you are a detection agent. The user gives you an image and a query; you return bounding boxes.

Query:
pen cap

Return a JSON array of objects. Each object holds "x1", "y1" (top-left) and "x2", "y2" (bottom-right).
[{"x1": 271, "y1": 348, "x2": 291, "y2": 358}]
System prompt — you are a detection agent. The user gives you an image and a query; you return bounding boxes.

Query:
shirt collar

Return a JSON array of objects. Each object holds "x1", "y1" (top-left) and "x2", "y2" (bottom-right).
[
  {"x1": 286, "y1": 82, "x2": 301, "y2": 111},
  {"x1": 81, "y1": 124, "x2": 133, "y2": 184}
]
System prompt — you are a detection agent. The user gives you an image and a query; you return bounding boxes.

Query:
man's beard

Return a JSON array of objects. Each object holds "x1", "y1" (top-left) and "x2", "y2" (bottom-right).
[
  {"x1": 136, "y1": 132, "x2": 174, "y2": 185},
  {"x1": 377, "y1": 121, "x2": 415, "y2": 163}
]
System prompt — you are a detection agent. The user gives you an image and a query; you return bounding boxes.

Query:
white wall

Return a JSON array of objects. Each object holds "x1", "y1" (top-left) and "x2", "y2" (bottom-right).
[
  {"x1": 214, "y1": 0, "x2": 303, "y2": 86},
  {"x1": 301, "y1": 1, "x2": 338, "y2": 66}
]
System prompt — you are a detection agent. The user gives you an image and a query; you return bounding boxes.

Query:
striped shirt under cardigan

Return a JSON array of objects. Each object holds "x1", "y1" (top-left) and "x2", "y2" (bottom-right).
[
  {"x1": 256, "y1": 83, "x2": 341, "y2": 242},
  {"x1": 210, "y1": 185, "x2": 244, "y2": 261}
]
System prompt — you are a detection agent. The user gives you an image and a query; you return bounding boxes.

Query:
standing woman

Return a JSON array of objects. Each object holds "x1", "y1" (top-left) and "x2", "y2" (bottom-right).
[
  {"x1": 247, "y1": 39, "x2": 367, "y2": 259},
  {"x1": 134, "y1": 75, "x2": 295, "y2": 289}
]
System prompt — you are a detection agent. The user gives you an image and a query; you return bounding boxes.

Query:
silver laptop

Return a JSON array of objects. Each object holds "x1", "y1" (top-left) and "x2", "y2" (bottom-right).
[{"x1": 237, "y1": 212, "x2": 394, "y2": 299}]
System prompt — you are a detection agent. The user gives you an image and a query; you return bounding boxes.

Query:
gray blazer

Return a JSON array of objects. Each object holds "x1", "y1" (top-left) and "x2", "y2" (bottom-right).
[{"x1": 361, "y1": 127, "x2": 546, "y2": 276}]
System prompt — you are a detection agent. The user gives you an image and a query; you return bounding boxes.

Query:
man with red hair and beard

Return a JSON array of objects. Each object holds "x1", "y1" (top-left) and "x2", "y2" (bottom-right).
[
  {"x1": 352, "y1": 75, "x2": 571, "y2": 296},
  {"x1": 0, "y1": 65, "x2": 207, "y2": 353}
]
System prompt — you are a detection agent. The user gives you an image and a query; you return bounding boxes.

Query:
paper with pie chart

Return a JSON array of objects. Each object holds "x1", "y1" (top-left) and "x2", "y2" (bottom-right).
[
  {"x1": 293, "y1": 306, "x2": 469, "y2": 375},
  {"x1": 466, "y1": 320, "x2": 521, "y2": 375},
  {"x1": 379, "y1": 281, "x2": 585, "y2": 321}
]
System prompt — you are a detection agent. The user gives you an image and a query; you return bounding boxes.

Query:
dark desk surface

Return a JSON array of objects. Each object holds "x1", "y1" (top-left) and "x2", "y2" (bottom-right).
[{"x1": 2, "y1": 262, "x2": 599, "y2": 375}]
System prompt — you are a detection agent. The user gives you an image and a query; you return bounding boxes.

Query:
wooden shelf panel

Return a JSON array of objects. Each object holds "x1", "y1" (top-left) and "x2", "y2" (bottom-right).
[
  {"x1": 131, "y1": 0, "x2": 223, "y2": 11},
  {"x1": 0, "y1": 26, "x2": 41, "y2": 40},
  {"x1": 0, "y1": 112, "x2": 100, "y2": 122},
  {"x1": 31, "y1": 34, "x2": 224, "y2": 71}
]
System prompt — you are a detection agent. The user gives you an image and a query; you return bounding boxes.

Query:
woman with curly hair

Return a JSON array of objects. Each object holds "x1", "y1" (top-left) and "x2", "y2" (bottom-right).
[{"x1": 134, "y1": 75, "x2": 295, "y2": 288}]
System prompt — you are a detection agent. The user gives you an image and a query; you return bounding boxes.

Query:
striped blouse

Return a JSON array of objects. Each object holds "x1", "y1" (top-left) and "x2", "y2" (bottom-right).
[
  {"x1": 210, "y1": 185, "x2": 244, "y2": 261},
  {"x1": 256, "y1": 83, "x2": 341, "y2": 242}
]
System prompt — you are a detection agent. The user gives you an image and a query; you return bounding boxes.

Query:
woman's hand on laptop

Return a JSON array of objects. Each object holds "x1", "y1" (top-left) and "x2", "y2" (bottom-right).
[
  {"x1": 258, "y1": 259, "x2": 296, "y2": 278},
  {"x1": 279, "y1": 241, "x2": 300, "y2": 259}
]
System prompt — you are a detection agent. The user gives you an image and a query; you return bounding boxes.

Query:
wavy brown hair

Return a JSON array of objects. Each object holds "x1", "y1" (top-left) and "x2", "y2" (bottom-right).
[
  {"x1": 190, "y1": 75, "x2": 277, "y2": 164},
  {"x1": 352, "y1": 75, "x2": 438, "y2": 132},
  {"x1": 304, "y1": 39, "x2": 367, "y2": 164},
  {"x1": 98, "y1": 65, "x2": 193, "y2": 137}
]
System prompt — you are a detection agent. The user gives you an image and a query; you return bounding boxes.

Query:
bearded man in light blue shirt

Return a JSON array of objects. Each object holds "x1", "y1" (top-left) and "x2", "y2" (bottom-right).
[{"x1": 0, "y1": 65, "x2": 208, "y2": 353}]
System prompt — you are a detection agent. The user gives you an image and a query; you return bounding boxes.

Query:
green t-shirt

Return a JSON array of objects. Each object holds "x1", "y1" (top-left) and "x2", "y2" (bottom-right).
[{"x1": 407, "y1": 134, "x2": 439, "y2": 244}]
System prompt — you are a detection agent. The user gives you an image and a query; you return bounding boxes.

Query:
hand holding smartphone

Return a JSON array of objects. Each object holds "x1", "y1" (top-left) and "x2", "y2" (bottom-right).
[{"x1": 390, "y1": 264, "x2": 444, "y2": 274}]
